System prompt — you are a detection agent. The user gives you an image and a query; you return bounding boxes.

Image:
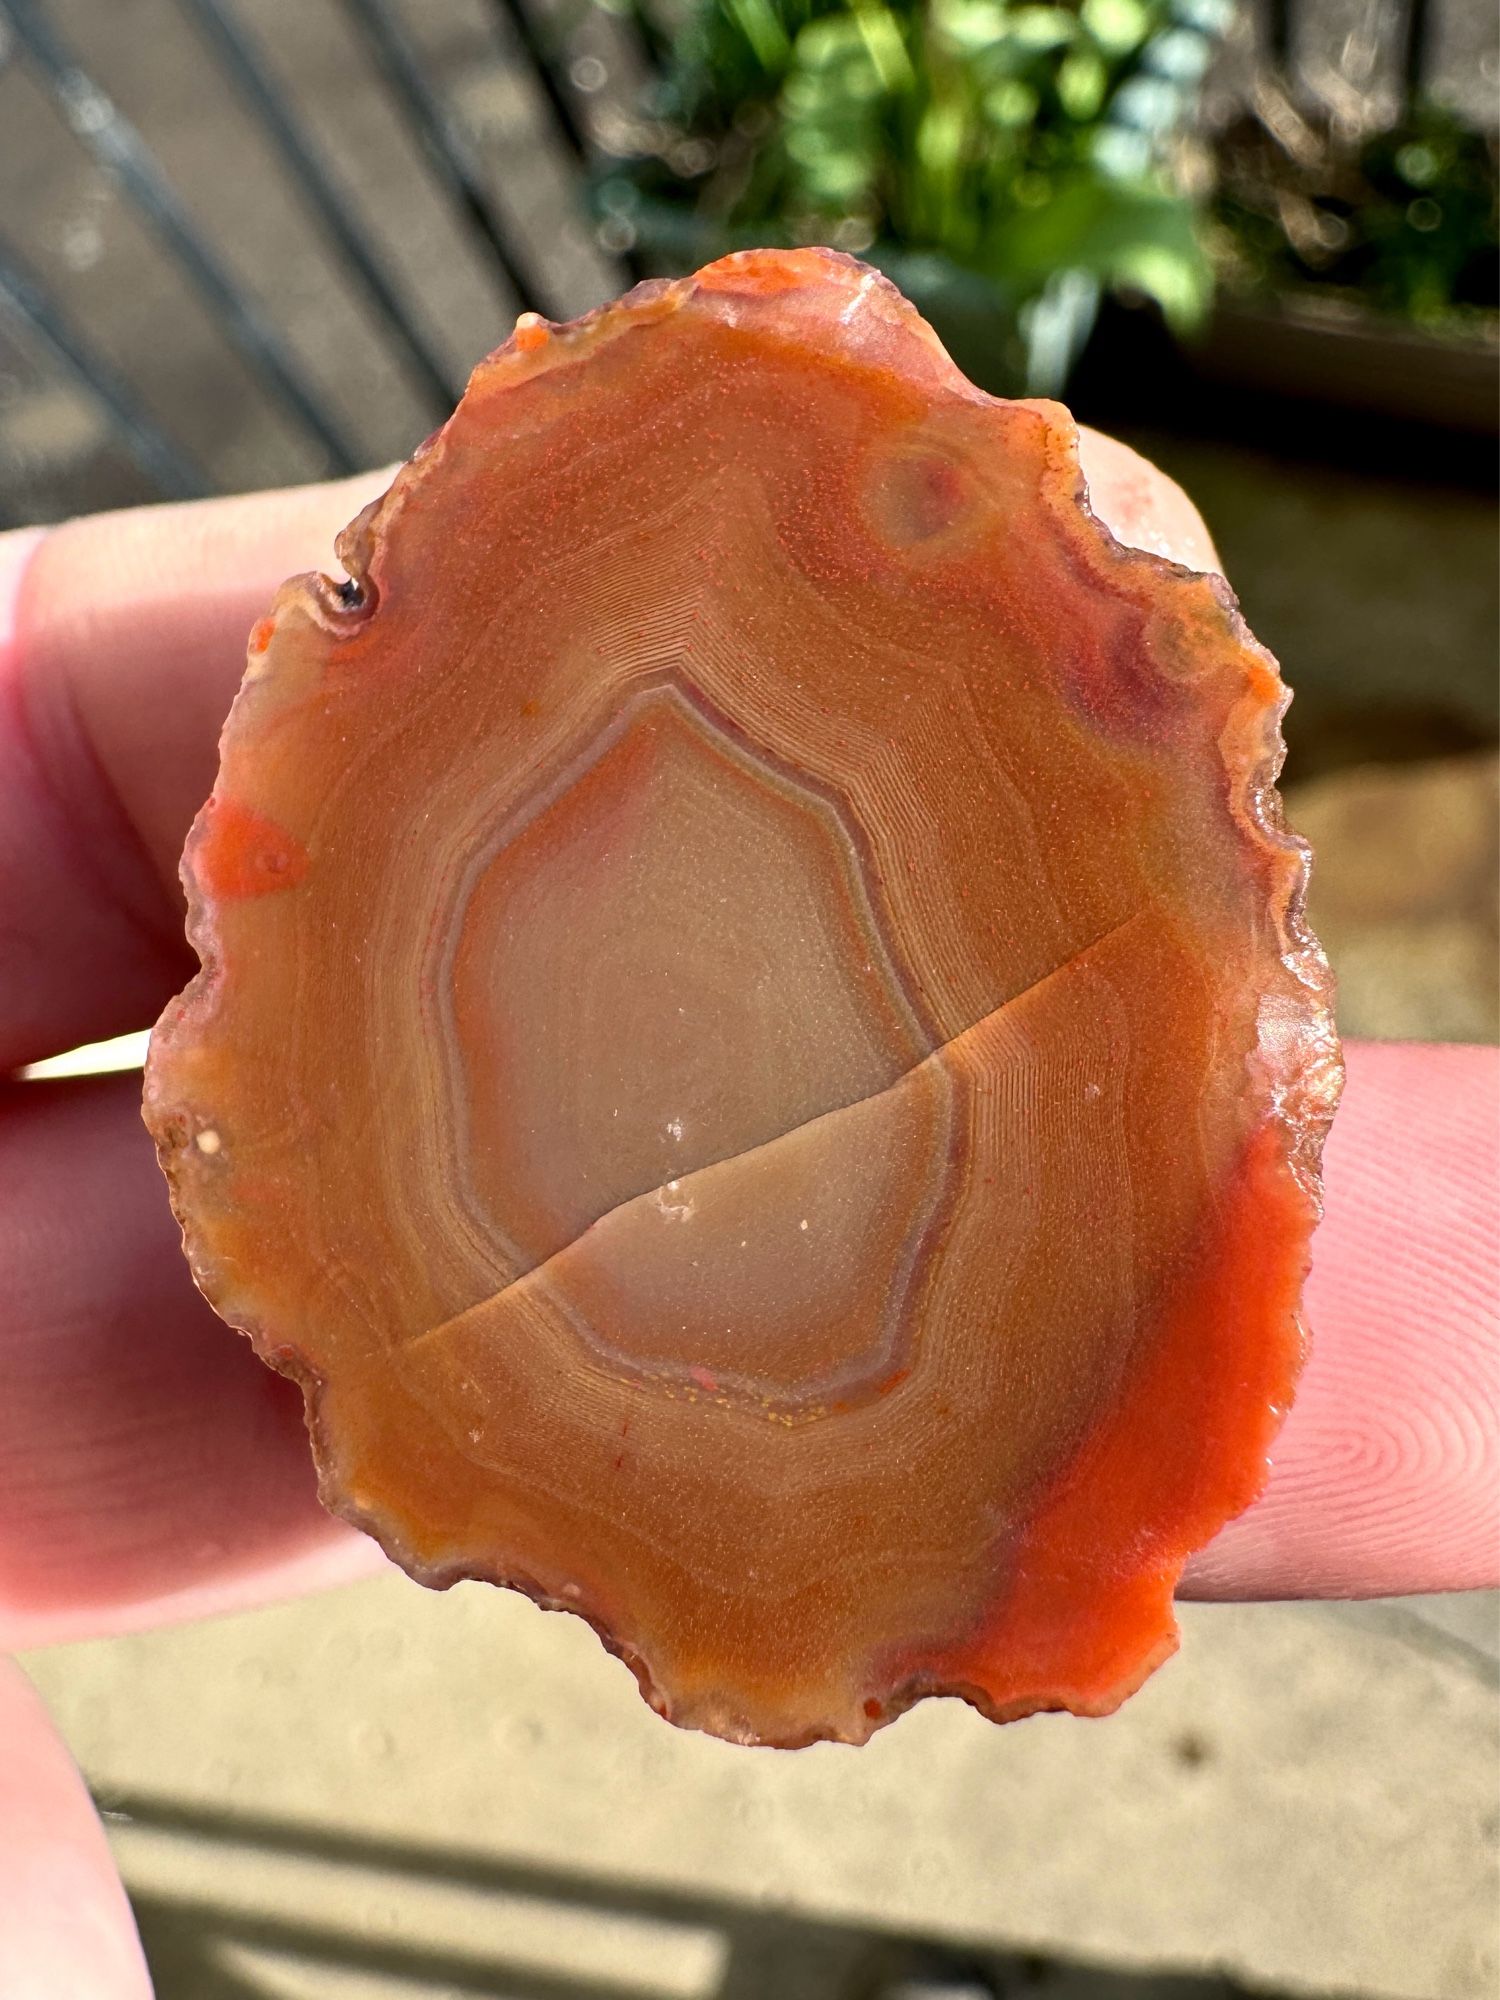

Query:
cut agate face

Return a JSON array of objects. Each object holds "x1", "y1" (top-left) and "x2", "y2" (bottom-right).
[{"x1": 145, "y1": 249, "x2": 1341, "y2": 1746}]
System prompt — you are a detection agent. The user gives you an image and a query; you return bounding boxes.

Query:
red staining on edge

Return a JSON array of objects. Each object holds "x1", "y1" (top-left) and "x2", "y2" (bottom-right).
[{"x1": 190, "y1": 797, "x2": 308, "y2": 901}]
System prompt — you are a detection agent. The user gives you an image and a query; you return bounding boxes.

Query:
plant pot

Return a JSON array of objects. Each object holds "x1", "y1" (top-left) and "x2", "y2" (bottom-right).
[{"x1": 1194, "y1": 295, "x2": 1499, "y2": 435}]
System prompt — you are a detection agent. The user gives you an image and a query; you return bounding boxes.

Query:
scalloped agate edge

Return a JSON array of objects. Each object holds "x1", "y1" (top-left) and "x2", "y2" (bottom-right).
[{"x1": 145, "y1": 248, "x2": 1343, "y2": 1746}]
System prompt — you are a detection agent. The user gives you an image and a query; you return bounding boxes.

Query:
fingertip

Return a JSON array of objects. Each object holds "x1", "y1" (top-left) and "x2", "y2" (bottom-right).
[
  {"x1": 1076, "y1": 426, "x2": 1222, "y2": 575},
  {"x1": 1183, "y1": 1040, "x2": 1500, "y2": 1599}
]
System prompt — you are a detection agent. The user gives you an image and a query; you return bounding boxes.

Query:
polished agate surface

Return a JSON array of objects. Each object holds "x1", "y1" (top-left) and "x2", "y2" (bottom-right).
[{"x1": 145, "y1": 249, "x2": 1341, "y2": 1746}]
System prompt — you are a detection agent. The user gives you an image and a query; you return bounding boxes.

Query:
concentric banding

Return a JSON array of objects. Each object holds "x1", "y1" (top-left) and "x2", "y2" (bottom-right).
[{"x1": 145, "y1": 249, "x2": 1340, "y2": 1746}]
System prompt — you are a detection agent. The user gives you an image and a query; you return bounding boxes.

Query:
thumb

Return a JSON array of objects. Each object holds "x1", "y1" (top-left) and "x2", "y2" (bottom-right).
[{"x1": 0, "y1": 1655, "x2": 151, "y2": 1998}]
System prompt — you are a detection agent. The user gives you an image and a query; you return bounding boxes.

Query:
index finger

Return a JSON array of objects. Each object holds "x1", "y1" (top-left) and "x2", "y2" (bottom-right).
[{"x1": 0, "y1": 473, "x2": 387, "y2": 1071}]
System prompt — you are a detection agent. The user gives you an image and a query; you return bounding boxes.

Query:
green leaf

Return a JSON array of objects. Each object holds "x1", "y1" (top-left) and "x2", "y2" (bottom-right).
[
  {"x1": 1109, "y1": 239, "x2": 1212, "y2": 325},
  {"x1": 937, "y1": 1, "x2": 1013, "y2": 56},
  {"x1": 849, "y1": 1, "x2": 916, "y2": 91},
  {"x1": 725, "y1": 0, "x2": 792, "y2": 72},
  {"x1": 983, "y1": 78, "x2": 1038, "y2": 127},
  {"x1": 916, "y1": 102, "x2": 966, "y2": 174},
  {"x1": 987, "y1": 170, "x2": 1212, "y2": 330},
  {"x1": 1080, "y1": 0, "x2": 1150, "y2": 58},
  {"x1": 1007, "y1": 6, "x2": 1078, "y2": 54},
  {"x1": 1020, "y1": 267, "x2": 1102, "y2": 393},
  {"x1": 1058, "y1": 50, "x2": 1107, "y2": 120}
]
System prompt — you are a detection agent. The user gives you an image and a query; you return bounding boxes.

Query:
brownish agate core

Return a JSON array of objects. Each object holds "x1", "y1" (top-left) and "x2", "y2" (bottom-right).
[{"x1": 145, "y1": 249, "x2": 1342, "y2": 1746}]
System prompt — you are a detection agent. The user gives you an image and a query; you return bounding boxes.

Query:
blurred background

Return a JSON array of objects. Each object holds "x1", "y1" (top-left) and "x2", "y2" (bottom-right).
[{"x1": 4, "y1": 1, "x2": 1497, "y2": 1995}]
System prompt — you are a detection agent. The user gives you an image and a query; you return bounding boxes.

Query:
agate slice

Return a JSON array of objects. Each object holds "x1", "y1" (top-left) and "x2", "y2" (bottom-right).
[{"x1": 145, "y1": 249, "x2": 1342, "y2": 1746}]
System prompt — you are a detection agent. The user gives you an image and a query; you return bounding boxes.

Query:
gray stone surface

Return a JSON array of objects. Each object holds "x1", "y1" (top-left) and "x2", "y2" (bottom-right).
[
  {"x1": 22, "y1": 1574, "x2": 1500, "y2": 2000},
  {"x1": 1284, "y1": 752, "x2": 1499, "y2": 1043},
  {"x1": 0, "y1": 0, "x2": 622, "y2": 514},
  {"x1": 1124, "y1": 434, "x2": 1500, "y2": 777}
]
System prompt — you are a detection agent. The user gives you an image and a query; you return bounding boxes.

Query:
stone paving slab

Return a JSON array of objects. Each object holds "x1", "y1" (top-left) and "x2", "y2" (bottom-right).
[{"x1": 23, "y1": 1571, "x2": 1500, "y2": 2000}]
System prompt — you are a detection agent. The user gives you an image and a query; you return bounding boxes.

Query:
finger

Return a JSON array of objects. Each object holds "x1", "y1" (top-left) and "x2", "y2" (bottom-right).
[
  {"x1": 1182, "y1": 1038, "x2": 1500, "y2": 1598},
  {"x1": 0, "y1": 1072, "x2": 384, "y2": 1653},
  {"x1": 0, "y1": 474, "x2": 389, "y2": 1070},
  {"x1": 0, "y1": 1655, "x2": 151, "y2": 1999},
  {"x1": 1076, "y1": 424, "x2": 1221, "y2": 574}
]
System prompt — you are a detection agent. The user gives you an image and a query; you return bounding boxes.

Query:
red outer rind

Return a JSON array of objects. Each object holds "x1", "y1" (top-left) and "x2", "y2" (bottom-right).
[
  {"x1": 906, "y1": 1122, "x2": 1308, "y2": 1725},
  {"x1": 145, "y1": 248, "x2": 1342, "y2": 1745}
]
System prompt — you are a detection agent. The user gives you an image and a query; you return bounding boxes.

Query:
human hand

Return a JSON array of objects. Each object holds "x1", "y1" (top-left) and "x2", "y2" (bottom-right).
[{"x1": 1, "y1": 476, "x2": 1494, "y2": 1994}]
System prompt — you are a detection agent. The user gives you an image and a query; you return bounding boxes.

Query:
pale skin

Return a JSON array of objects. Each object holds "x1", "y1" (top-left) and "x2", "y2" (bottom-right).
[{"x1": 1, "y1": 445, "x2": 1495, "y2": 1995}]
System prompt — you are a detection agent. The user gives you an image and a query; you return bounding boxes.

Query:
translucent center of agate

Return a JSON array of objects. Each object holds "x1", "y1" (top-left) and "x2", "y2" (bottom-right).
[{"x1": 443, "y1": 680, "x2": 955, "y2": 1408}]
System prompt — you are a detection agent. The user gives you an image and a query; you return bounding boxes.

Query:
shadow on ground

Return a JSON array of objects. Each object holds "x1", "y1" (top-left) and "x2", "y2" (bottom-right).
[{"x1": 116, "y1": 1790, "x2": 1291, "y2": 2000}]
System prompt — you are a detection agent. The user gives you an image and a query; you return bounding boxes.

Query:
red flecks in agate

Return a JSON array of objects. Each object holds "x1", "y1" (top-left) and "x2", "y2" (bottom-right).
[{"x1": 144, "y1": 250, "x2": 1342, "y2": 1747}]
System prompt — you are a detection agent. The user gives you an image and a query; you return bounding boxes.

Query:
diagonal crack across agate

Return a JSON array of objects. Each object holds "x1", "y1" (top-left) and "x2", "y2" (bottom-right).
[
  {"x1": 402, "y1": 663, "x2": 1143, "y2": 1421},
  {"x1": 412, "y1": 905, "x2": 1145, "y2": 1417}
]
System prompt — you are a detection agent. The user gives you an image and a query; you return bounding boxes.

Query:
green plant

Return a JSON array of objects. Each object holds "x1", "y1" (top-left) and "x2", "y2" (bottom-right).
[
  {"x1": 1211, "y1": 93, "x2": 1499, "y2": 327},
  {"x1": 598, "y1": 0, "x2": 1229, "y2": 391}
]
